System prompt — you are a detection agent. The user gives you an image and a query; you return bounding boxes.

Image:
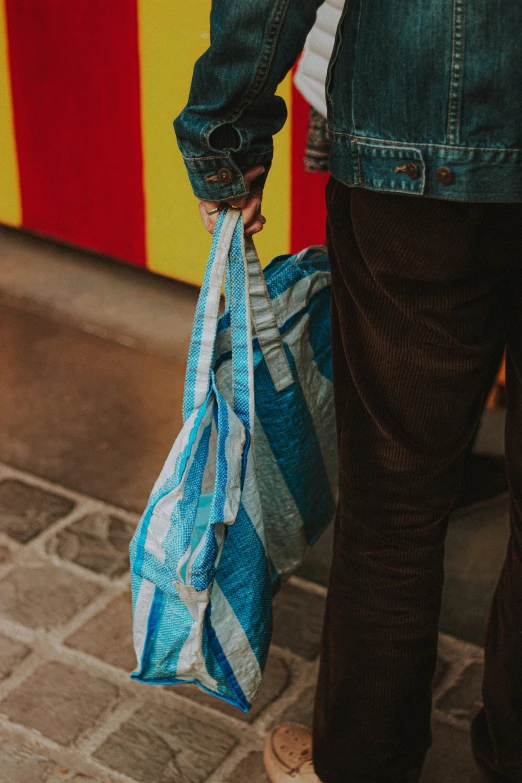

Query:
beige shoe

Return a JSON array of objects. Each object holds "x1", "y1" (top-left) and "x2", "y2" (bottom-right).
[{"x1": 263, "y1": 723, "x2": 322, "y2": 782}]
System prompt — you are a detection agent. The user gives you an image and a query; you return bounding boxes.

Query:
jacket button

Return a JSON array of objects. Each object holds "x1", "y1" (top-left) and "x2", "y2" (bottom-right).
[
  {"x1": 217, "y1": 168, "x2": 234, "y2": 184},
  {"x1": 405, "y1": 162, "x2": 420, "y2": 180},
  {"x1": 436, "y1": 166, "x2": 454, "y2": 185}
]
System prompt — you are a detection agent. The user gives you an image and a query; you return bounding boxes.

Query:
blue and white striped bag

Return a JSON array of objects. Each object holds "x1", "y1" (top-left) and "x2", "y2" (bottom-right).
[{"x1": 129, "y1": 209, "x2": 337, "y2": 711}]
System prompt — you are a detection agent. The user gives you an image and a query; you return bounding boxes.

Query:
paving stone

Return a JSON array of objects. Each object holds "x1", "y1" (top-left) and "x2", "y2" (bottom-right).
[
  {"x1": 232, "y1": 720, "x2": 484, "y2": 783},
  {"x1": 229, "y1": 752, "x2": 268, "y2": 783},
  {"x1": 0, "y1": 738, "x2": 57, "y2": 783},
  {"x1": 94, "y1": 702, "x2": 238, "y2": 783},
  {"x1": 230, "y1": 722, "x2": 483, "y2": 783},
  {"x1": 272, "y1": 582, "x2": 325, "y2": 660},
  {"x1": 65, "y1": 594, "x2": 136, "y2": 671},
  {"x1": 0, "y1": 564, "x2": 101, "y2": 629},
  {"x1": 171, "y1": 651, "x2": 291, "y2": 723},
  {"x1": 280, "y1": 685, "x2": 315, "y2": 728},
  {"x1": 0, "y1": 479, "x2": 75, "y2": 543},
  {"x1": 0, "y1": 632, "x2": 31, "y2": 680},
  {"x1": 435, "y1": 662, "x2": 484, "y2": 725},
  {"x1": 296, "y1": 524, "x2": 333, "y2": 587},
  {"x1": 441, "y1": 496, "x2": 509, "y2": 646},
  {"x1": 421, "y1": 717, "x2": 482, "y2": 782},
  {"x1": 433, "y1": 655, "x2": 450, "y2": 692},
  {"x1": 46, "y1": 512, "x2": 135, "y2": 578},
  {"x1": 255, "y1": 659, "x2": 454, "y2": 733},
  {"x1": 0, "y1": 661, "x2": 121, "y2": 745}
]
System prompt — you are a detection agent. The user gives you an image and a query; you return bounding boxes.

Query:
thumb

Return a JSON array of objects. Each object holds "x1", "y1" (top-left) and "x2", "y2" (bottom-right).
[
  {"x1": 243, "y1": 165, "x2": 266, "y2": 189},
  {"x1": 227, "y1": 165, "x2": 266, "y2": 209}
]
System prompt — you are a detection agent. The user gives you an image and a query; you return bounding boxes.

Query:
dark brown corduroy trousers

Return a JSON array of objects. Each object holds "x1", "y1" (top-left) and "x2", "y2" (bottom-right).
[{"x1": 312, "y1": 177, "x2": 522, "y2": 783}]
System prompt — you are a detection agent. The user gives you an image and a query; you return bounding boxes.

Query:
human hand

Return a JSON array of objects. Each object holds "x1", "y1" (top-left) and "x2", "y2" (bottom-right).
[{"x1": 198, "y1": 165, "x2": 266, "y2": 236}]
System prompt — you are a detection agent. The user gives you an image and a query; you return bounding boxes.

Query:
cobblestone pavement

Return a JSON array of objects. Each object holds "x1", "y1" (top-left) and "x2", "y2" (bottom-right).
[{"x1": 0, "y1": 463, "x2": 487, "y2": 783}]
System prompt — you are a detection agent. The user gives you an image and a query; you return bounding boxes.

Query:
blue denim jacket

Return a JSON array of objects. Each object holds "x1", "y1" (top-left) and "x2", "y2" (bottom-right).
[{"x1": 175, "y1": 0, "x2": 522, "y2": 203}]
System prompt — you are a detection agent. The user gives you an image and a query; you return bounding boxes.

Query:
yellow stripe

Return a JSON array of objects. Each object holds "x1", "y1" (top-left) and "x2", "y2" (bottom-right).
[
  {"x1": 0, "y1": 0, "x2": 21, "y2": 226},
  {"x1": 255, "y1": 75, "x2": 291, "y2": 271},
  {"x1": 138, "y1": 0, "x2": 291, "y2": 286}
]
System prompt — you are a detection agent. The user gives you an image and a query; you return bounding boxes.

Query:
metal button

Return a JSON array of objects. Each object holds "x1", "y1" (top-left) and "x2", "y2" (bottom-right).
[
  {"x1": 436, "y1": 166, "x2": 454, "y2": 185},
  {"x1": 216, "y1": 168, "x2": 234, "y2": 185},
  {"x1": 405, "y1": 162, "x2": 420, "y2": 180}
]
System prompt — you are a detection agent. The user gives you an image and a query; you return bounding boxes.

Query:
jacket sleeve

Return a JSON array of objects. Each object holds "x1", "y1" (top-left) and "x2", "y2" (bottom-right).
[{"x1": 174, "y1": 0, "x2": 325, "y2": 201}]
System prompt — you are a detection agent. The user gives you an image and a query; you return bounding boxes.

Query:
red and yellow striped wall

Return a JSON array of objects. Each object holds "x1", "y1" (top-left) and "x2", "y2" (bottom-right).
[{"x1": 0, "y1": 0, "x2": 328, "y2": 286}]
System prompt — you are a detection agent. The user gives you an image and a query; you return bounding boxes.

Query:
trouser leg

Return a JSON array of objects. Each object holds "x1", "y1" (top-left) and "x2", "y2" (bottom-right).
[
  {"x1": 313, "y1": 179, "x2": 514, "y2": 783},
  {"x1": 472, "y1": 261, "x2": 522, "y2": 782}
]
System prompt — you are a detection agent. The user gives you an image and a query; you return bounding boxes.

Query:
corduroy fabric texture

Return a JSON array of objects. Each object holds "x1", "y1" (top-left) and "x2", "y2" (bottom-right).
[{"x1": 312, "y1": 177, "x2": 522, "y2": 783}]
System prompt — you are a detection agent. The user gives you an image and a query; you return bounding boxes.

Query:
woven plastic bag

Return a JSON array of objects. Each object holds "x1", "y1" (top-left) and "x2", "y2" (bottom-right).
[{"x1": 129, "y1": 209, "x2": 337, "y2": 710}]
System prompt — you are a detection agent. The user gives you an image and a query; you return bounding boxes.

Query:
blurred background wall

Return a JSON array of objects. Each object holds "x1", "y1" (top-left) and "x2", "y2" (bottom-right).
[{"x1": 0, "y1": 0, "x2": 329, "y2": 286}]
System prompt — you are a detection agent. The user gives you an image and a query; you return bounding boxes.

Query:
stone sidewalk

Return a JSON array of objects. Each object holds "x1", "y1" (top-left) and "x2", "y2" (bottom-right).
[{"x1": 0, "y1": 462, "x2": 486, "y2": 783}]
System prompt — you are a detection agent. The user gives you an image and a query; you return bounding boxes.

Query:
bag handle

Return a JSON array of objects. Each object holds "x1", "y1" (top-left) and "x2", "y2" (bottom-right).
[
  {"x1": 228, "y1": 222, "x2": 255, "y2": 433},
  {"x1": 182, "y1": 210, "x2": 241, "y2": 421},
  {"x1": 244, "y1": 237, "x2": 294, "y2": 392},
  {"x1": 182, "y1": 209, "x2": 254, "y2": 432},
  {"x1": 182, "y1": 210, "x2": 293, "y2": 427}
]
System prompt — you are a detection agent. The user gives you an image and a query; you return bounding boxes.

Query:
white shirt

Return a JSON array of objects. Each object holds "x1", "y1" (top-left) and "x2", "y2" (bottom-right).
[{"x1": 293, "y1": 0, "x2": 345, "y2": 118}]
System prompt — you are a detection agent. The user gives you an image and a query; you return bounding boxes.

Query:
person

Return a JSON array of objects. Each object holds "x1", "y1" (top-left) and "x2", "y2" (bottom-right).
[
  {"x1": 294, "y1": 0, "x2": 508, "y2": 515},
  {"x1": 174, "y1": 3, "x2": 522, "y2": 781}
]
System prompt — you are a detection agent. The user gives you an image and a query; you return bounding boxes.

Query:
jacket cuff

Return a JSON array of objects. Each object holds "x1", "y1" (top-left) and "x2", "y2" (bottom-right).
[{"x1": 181, "y1": 150, "x2": 273, "y2": 202}]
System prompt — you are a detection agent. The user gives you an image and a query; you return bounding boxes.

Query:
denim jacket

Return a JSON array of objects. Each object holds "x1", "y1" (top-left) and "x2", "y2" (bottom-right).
[{"x1": 174, "y1": 1, "x2": 522, "y2": 204}]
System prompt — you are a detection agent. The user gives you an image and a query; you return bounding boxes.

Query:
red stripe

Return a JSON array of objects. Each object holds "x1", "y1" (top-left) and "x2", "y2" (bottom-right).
[
  {"x1": 5, "y1": 0, "x2": 146, "y2": 265},
  {"x1": 290, "y1": 77, "x2": 329, "y2": 253}
]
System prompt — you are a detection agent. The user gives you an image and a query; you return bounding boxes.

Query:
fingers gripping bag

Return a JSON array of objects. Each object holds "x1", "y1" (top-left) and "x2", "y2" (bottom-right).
[{"x1": 129, "y1": 209, "x2": 337, "y2": 711}]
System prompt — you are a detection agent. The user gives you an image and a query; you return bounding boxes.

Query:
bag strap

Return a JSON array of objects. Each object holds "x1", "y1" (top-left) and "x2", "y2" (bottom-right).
[
  {"x1": 182, "y1": 210, "x2": 293, "y2": 428},
  {"x1": 182, "y1": 210, "x2": 241, "y2": 421},
  {"x1": 244, "y1": 237, "x2": 294, "y2": 392},
  {"x1": 228, "y1": 223, "x2": 255, "y2": 434}
]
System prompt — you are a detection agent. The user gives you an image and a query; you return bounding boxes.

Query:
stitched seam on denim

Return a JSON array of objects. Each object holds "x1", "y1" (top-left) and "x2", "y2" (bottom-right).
[
  {"x1": 354, "y1": 139, "x2": 362, "y2": 184},
  {"x1": 355, "y1": 141, "x2": 423, "y2": 156},
  {"x1": 330, "y1": 179, "x2": 522, "y2": 203},
  {"x1": 350, "y1": 0, "x2": 363, "y2": 134},
  {"x1": 182, "y1": 155, "x2": 236, "y2": 162},
  {"x1": 325, "y1": 0, "x2": 351, "y2": 104},
  {"x1": 329, "y1": 133, "x2": 522, "y2": 154},
  {"x1": 201, "y1": 0, "x2": 290, "y2": 147},
  {"x1": 447, "y1": 0, "x2": 466, "y2": 145},
  {"x1": 354, "y1": 141, "x2": 424, "y2": 192},
  {"x1": 237, "y1": 0, "x2": 290, "y2": 110},
  {"x1": 182, "y1": 153, "x2": 255, "y2": 193},
  {"x1": 455, "y1": 0, "x2": 466, "y2": 144},
  {"x1": 182, "y1": 151, "x2": 271, "y2": 163}
]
